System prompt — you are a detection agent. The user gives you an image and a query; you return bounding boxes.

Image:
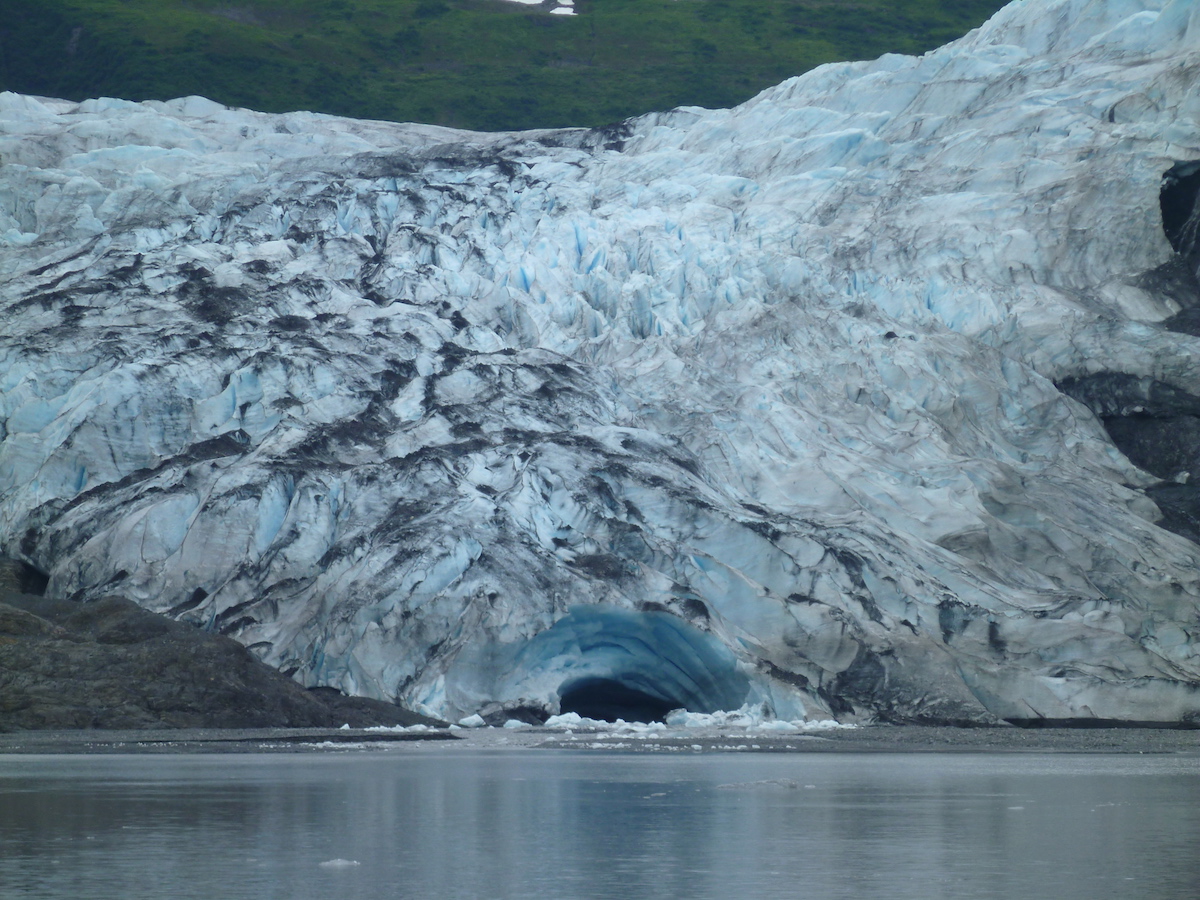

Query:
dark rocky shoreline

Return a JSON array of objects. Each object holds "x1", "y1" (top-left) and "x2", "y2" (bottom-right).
[{"x1": 0, "y1": 578, "x2": 442, "y2": 732}]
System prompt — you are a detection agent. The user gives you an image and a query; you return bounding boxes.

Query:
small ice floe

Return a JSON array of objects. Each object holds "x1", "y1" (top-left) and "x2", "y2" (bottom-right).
[
  {"x1": 318, "y1": 859, "x2": 361, "y2": 868},
  {"x1": 457, "y1": 714, "x2": 487, "y2": 728},
  {"x1": 363, "y1": 723, "x2": 437, "y2": 733},
  {"x1": 753, "y1": 720, "x2": 801, "y2": 733},
  {"x1": 664, "y1": 706, "x2": 856, "y2": 732},
  {"x1": 539, "y1": 705, "x2": 856, "y2": 742},
  {"x1": 798, "y1": 719, "x2": 858, "y2": 731},
  {"x1": 717, "y1": 778, "x2": 804, "y2": 790},
  {"x1": 543, "y1": 712, "x2": 666, "y2": 734}
]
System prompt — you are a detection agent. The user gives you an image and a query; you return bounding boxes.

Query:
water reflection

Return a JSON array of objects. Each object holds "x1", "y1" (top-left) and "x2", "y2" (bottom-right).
[{"x1": 2, "y1": 752, "x2": 1199, "y2": 899}]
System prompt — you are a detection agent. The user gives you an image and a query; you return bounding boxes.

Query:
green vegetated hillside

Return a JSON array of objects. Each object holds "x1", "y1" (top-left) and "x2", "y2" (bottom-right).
[{"x1": 0, "y1": 0, "x2": 1006, "y2": 132}]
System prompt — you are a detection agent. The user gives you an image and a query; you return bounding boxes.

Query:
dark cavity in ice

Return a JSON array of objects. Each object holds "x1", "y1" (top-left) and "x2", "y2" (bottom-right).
[
  {"x1": 1156, "y1": 162, "x2": 1200, "y2": 332},
  {"x1": 1162, "y1": 161, "x2": 1200, "y2": 287},
  {"x1": 558, "y1": 677, "x2": 681, "y2": 723}
]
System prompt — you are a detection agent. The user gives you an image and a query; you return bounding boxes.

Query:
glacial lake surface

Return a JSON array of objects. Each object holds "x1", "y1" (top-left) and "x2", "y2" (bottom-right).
[{"x1": 2, "y1": 750, "x2": 1199, "y2": 899}]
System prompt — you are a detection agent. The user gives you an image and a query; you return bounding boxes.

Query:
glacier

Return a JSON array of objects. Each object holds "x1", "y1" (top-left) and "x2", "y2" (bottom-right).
[{"x1": 2, "y1": 0, "x2": 1200, "y2": 725}]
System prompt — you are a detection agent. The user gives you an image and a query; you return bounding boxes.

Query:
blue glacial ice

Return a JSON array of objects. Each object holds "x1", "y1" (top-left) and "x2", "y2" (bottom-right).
[{"x1": 2, "y1": 0, "x2": 1200, "y2": 724}]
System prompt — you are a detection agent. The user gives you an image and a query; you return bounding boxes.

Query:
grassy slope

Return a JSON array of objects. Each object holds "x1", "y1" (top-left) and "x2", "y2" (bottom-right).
[{"x1": 0, "y1": 0, "x2": 1007, "y2": 132}]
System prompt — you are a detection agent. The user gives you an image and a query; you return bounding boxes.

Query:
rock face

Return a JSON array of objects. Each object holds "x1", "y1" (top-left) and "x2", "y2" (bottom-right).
[
  {"x1": 0, "y1": 583, "x2": 441, "y2": 731},
  {"x1": 2, "y1": 0, "x2": 1200, "y2": 726}
]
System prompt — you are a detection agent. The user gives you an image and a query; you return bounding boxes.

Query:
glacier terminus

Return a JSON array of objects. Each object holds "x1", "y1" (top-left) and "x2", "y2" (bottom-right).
[{"x1": 2, "y1": 0, "x2": 1200, "y2": 726}]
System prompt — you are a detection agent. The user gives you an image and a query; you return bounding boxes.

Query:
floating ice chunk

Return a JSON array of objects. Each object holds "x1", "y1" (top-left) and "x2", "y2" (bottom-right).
[
  {"x1": 662, "y1": 706, "x2": 857, "y2": 731},
  {"x1": 544, "y1": 706, "x2": 851, "y2": 734},
  {"x1": 543, "y1": 711, "x2": 588, "y2": 728},
  {"x1": 798, "y1": 719, "x2": 858, "y2": 731},
  {"x1": 362, "y1": 723, "x2": 438, "y2": 733},
  {"x1": 542, "y1": 712, "x2": 667, "y2": 732},
  {"x1": 318, "y1": 859, "x2": 361, "y2": 868},
  {"x1": 457, "y1": 714, "x2": 486, "y2": 728},
  {"x1": 664, "y1": 706, "x2": 760, "y2": 729}
]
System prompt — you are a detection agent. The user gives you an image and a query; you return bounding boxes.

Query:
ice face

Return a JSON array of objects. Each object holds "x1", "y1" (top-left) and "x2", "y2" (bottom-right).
[
  {"x1": 2, "y1": 0, "x2": 1200, "y2": 724},
  {"x1": 441, "y1": 606, "x2": 752, "y2": 724}
]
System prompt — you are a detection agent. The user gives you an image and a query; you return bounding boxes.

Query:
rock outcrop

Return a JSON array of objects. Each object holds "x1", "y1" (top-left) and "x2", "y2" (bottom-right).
[{"x1": 0, "y1": 581, "x2": 440, "y2": 730}]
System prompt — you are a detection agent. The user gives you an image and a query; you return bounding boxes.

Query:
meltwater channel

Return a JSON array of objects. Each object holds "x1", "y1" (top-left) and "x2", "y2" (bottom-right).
[{"x1": 2, "y1": 750, "x2": 1199, "y2": 900}]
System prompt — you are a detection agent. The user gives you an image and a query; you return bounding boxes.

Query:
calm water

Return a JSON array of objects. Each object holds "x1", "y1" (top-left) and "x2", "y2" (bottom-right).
[{"x1": 2, "y1": 750, "x2": 1199, "y2": 900}]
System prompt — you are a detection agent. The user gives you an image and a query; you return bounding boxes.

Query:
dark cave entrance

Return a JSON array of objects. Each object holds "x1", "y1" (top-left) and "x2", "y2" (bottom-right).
[
  {"x1": 519, "y1": 606, "x2": 750, "y2": 724},
  {"x1": 558, "y1": 676, "x2": 682, "y2": 723},
  {"x1": 1146, "y1": 162, "x2": 1200, "y2": 322},
  {"x1": 1161, "y1": 161, "x2": 1200, "y2": 259}
]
